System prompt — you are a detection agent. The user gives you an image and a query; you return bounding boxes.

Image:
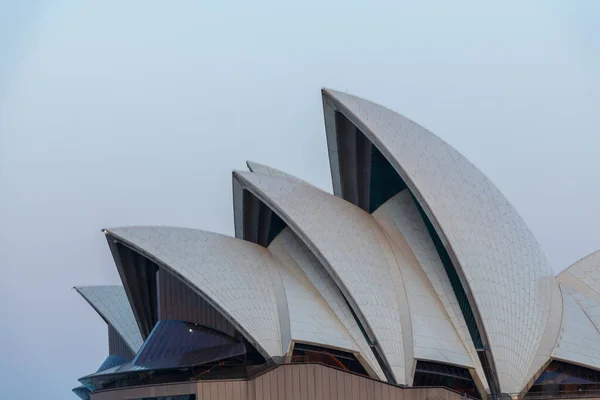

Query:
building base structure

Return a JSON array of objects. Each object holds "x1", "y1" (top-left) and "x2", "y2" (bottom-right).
[{"x1": 91, "y1": 363, "x2": 468, "y2": 400}]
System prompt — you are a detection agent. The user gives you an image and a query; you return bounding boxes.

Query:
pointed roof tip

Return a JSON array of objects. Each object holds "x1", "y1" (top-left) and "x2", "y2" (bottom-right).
[
  {"x1": 321, "y1": 88, "x2": 374, "y2": 109},
  {"x1": 246, "y1": 160, "x2": 263, "y2": 173},
  {"x1": 75, "y1": 285, "x2": 144, "y2": 352},
  {"x1": 244, "y1": 161, "x2": 273, "y2": 176},
  {"x1": 242, "y1": 161, "x2": 307, "y2": 182},
  {"x1": 75, "y1": 284, "x2": 121, "y2": 289},
  {"x1": 322, "y1": 87, "x2": 342, "y2": 97},
  {"x1": 233, "y1": 169, "x2": 255, "y2": 181},
  {"x1": 74, "y1": 285, "x2": 124, "y2": 297},
  {"x1": 103, "y1": 225, "x2": 182, "y2": 235}
]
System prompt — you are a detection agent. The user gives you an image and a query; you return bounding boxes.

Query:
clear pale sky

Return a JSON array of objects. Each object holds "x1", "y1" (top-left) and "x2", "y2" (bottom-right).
[{"x1": 0, "y1": 1, "x2": 598, "y2": 398}]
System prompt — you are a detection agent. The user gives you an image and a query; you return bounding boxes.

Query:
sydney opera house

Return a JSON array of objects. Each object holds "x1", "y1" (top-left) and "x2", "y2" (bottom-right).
[{"x1": 73, "y1": 89, "x2": 600, "y2": 400}]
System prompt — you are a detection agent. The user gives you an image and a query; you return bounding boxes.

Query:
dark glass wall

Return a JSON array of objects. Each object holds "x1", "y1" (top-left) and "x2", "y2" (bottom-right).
[
  {"x1": 413, "y1": 361, "x2": 480, "y2": 398},
  {"x1": 368, "y1": 145, "x2": 407, "y2": 213},
  {"x1": 526, "y1": 361, "x2": 600, "y2": 398},
  {"x1": 242, "y1": 190, "x2": 286, "y2": 247},
  {"x1": 291, "y1": 343, "x2": 368, "y2": 377},
  {"x1": 333, "y1": 111, "x2": 407, "y2": 213}
]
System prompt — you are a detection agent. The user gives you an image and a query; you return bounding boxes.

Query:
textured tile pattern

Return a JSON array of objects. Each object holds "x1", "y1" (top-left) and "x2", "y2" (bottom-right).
[
  {"x1": 554, "y1": 253, "x2": 600, "y2": 371},
  {"x1": 374, "y1": 191, "x2": 487, "y2": 388},
  {"x1": 106, "y1": 227, "x2": 285, "y2": 358},
  {"x1": 323, "y1": 89, "x2": 557, "y2": 393},
  {"x1": 558, "y1": 251, "x2": 600, "y2": 303},
  {"x1": 373, "y1": 193, "x2": 475, "y2": 370},
  {"x1": 553, "y1": 285, "x2": 600, "y2": 369},
  {"x1": 246, "y1": 161, "x2": 309, "y2": 185},
  {"x1": 521, "y1": 280, "x2": 563, "y2": 393},
  {"x1": 277, "y1": 261, "x2": 356, "y2": 351},
  {"x1": 235, "y1": 170, "x2": 408, "y2": 384},
  {"x1": 76, "y1": 285, "x2": 143, "y2": 353},
  {"x1": 268, "y1": 227, "x2": 386, "y2": 380}
]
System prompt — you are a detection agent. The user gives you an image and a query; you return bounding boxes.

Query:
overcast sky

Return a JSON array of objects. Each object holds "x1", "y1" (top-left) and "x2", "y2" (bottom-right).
[{"x1": 1, "y1": 1, "x2": 599, "y2": 398}]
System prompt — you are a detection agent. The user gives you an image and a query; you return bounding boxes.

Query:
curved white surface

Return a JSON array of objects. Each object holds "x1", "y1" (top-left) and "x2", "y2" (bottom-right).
[
  {"x1": 553, "y1": 285, "x2": 600, "y2": 370},
  {"x1": 75, "y1": 285, "x2": 143, "y2": 353},
  {"x1": 275, "y1": 257, "x2": 357, "y2": 352},
  {"x1": 521, "y1": 281, "x2": 563, "y2": 394},
  {"x1": 234, "y1": 169, "x2": 409, "y2": 384},
  {"x1": 373, "y1": 191, "x2": 486, "y2": 385},
  {"x1": 246, "y1": 161, "x2": 310, "y2": 184},
  {"x1": 558, "y1": 251, "x2": 600, "y2": 300},
  {"x1": 105, "y1": 226, "x2": 286, "y2": 359},
  {"x1": 555, "y1": 252, "x2": 600, "y2": 365},
  {"x1": 373, "y1": 192, "x2": 476, "y2": 370},
  {"x1": 268, "y1": 227, "x2": 386, "y2": 380},
  {"x1": 323, "y1": 89, "x2": 557, "y2": 393}
]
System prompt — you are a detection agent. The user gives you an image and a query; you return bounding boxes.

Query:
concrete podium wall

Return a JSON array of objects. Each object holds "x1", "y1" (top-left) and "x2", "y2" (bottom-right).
[{"x1": 92, "y1": 363, "x2": 465, "y2": 400}]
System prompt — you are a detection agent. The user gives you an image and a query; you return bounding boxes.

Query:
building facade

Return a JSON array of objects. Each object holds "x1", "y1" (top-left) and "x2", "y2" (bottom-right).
[{"x1": 73, "y1": 89, "x2": 600, "y2": 400}]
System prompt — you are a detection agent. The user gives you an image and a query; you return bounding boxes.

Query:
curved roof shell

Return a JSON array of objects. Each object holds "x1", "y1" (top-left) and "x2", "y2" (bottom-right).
[
  {"x1": 105, "y1": 227, "x2": 286, "y2": 359},
  {"x1": 557, "y1": 251, "x2": 600, "y2": 299},
  {"x1": 322, "y1": 89, "x2": 559, "y2": 393},
  {"x1": 75, "y1": 285, "x2": 143, "y2": 353},
  {"x1": 234, "y1": 168, "x2": 410, "y2": 383},
  {"x1": 550, "y1": 252, "x2": 600, "y2": 373},
  {"x1": 373, "y1": 192, "x2": 481, "y2": 375},
  {"x1": 234, "y1": 165, "x2": 496, "y2": 386},
  {"x1": 553, "y1": 285, "x2": 600, "y2": 369},
  {"x1": 268, "y1": 227, "x2": 386, "y2": 379},
  {"x1": 104, "y1": 226, "x2": 383, "y2": 378}
]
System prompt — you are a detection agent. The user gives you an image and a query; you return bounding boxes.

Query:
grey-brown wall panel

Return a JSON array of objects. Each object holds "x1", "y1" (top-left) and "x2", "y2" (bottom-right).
[
  {"x1": 92, "y1": 364, "x2": 466, "y2": 400},
  {"x1": 198, "y1": 381, "x2": 250, "y2": 400},
  {"x1": 92, "y1": 382, "x2": 198, "y2": 400},
  {"x1": 108, "y1": 325, "x2": 134, "y2": 360},
  {"x1": 157, "y1": 269, "x2": 235, "y2": 336}
]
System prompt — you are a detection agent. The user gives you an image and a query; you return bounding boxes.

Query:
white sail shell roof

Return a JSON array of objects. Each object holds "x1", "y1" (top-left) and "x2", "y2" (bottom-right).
[
  {"x1": 550, "y1": 252, "x2": 600, "y2": 372},
  {"x1": 373, "y1": 192, "x2": 478, "y2": 371},
  {"x1": 234, "y1": 169, "x2": 409, "y2": 383},
  {"x1": 322, "y1": 89, "x2": 558, "y2": 393},
  {"x1": 268, "y1": 227, "x2": 386, "y2": 380},
  {"x1": 105, "y1": 226, "x2": 286, "y2": 358},
  {"x1": 75, "y1": 285, "x2": 143, "y2": 353},
  {"x1": 553, "y1": 285, "x2": 600, "y2": 369},
  {"x1": 104, "y1": 226, "x2": 383, "y2": 378},
  {"x1": 558, "y1": 251, "x2": 600, "y2": 300}
]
